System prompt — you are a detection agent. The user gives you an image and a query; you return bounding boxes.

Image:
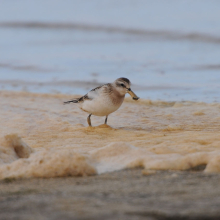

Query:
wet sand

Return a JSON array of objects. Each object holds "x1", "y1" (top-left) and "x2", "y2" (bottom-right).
[
  {"x1": 1, "y1": 170, "x2": 220, "y2": 220},
  {"x1": 1, "y1": 91, "x2": 220, "y2": 219}
]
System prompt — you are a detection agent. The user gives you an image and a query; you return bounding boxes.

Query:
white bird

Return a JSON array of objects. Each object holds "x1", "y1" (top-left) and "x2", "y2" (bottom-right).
[{"x1": 64, "y1": 77, "x2": 139, "y2": 126}]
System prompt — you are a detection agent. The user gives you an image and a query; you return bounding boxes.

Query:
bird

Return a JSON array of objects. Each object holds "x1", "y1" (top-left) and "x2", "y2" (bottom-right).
[{"x1": 64, "y1": 77, "x2": 139, "y2": 126}]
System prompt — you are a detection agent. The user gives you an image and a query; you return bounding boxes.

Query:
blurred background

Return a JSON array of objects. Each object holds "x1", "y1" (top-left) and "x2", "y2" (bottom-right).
[{"x1": 0, "y1": 0, "x2": 220, "y2": 102}]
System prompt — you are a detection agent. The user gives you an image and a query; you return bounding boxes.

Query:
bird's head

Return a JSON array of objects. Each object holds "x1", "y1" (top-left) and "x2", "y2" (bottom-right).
[{"x1": 114, "y1": 77, "x2": 139, "y2": 100}]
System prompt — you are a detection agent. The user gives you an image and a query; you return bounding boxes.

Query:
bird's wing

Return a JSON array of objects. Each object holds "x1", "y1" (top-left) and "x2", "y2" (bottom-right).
[
  {"x1": 88, "y1": 83, "x2": 112, "y2": 97},
  {"x1": 63, "y1": 94, "x2": 91, "y2": 104},
  {"x1": 64, "y1": 83, "x2": 111, "y2": 104},
  {"x1": 86, "y1": 84, "x2": 106, "y2": 99}
]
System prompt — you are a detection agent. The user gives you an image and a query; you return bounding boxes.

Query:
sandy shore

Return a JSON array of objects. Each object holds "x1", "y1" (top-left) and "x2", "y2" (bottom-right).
[
  {"x1": 1, "y1": 90, "x2": 220, "y2": 218},
  {"x1": 1, "y1": 91, "x2": 220, "y2": 177}
]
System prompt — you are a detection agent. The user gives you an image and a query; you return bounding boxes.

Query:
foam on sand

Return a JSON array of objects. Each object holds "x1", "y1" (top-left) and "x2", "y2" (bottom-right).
[
  {"x1": 0, "y1": 134, "x2": 96, "y2": 179},
  {"x1": 91, "y1": 142, "x2": 220, "y2": 174},
  {"x1": 1, "y1": 91, "x2": 220, "y2": 179}
]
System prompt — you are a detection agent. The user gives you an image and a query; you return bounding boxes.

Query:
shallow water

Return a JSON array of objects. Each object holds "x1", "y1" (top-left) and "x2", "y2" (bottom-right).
[{"x1": 1, "y1": 0, "x2": 220, "y2": 102}]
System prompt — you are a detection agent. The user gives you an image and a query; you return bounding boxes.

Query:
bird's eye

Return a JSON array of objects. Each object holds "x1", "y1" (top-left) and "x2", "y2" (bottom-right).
[{"x1": 120, "y1": 83, "x2": 125, "y2": 87}]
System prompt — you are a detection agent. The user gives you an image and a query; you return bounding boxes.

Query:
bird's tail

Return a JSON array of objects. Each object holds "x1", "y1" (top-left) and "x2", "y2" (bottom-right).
[{"x1": 63, "y1": 99, "x2": 79, "y2": 104}]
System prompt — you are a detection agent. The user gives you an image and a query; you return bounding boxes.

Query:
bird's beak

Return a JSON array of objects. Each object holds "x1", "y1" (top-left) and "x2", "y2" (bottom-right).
[{"x1": 127, "y1": 88, "x2": 139, "y2": 100}]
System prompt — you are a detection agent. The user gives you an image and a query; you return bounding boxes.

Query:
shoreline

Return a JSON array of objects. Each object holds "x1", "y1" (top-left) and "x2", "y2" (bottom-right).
[{"x1": 1, "y1": 90, "x2": 220, "y2": 179}]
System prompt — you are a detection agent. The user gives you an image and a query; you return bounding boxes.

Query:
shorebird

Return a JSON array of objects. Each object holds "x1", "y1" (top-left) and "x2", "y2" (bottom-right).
[{"x1": 64, "y1": 77, "x2": 139, "y2": 126}]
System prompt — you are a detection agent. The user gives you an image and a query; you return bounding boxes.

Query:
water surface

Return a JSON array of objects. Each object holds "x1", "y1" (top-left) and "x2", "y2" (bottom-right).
[{"x1": 1, "y1": 0, "x2": 220, "y2": 102}]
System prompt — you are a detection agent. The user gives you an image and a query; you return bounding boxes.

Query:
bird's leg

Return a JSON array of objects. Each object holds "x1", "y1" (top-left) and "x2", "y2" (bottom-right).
[
  {"x1": 87, "y1": 114, "x2": 92, "y2": 127},
  {"x1": 105, "y1": 115, "x2": 108, "y2": 124}
]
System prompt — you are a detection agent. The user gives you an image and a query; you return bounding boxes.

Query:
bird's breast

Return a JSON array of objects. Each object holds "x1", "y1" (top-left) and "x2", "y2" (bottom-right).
[{"x1": 81, "y1": 94, "x2": 124, "y2": 116}]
